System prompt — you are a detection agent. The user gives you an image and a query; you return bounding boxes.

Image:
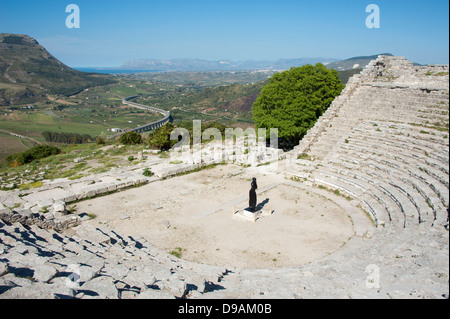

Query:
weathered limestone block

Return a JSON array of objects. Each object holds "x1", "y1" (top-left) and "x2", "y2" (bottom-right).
[
  {"x1": 158, "y1": 276, "x2": 188, "y2": 298},
  {"x1": 122, "y1": 267, "x2": 156, "y2": 290},
  {"x1": 80, "y1": 275, "x2": 119, "y2": 299},
  {"x1": 0, "y1": 208, "x2": 13, "y2": 219},
  {"x1": 33, "y1": 264, "x2": 58, "y2": 283},
  {"x1": 53, "y1": 200, "x2": 66, "y2": 214},
  {"x1": 79, "y1": 262, "x2": 104, "y2": 283}
]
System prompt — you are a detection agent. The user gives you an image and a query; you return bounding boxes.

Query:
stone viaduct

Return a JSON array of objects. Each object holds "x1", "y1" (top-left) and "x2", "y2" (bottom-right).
[{"x1": 110, "y1": 95, "x2": 171, "y2": 138}]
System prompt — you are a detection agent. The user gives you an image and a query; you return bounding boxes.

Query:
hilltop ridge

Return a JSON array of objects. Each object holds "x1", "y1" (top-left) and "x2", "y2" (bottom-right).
[{"x1": 0, "y1": 34, "x2": 116, "y2": 105}]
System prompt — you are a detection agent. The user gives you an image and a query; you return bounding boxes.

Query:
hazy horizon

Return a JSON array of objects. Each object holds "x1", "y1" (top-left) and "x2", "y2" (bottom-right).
[{"x1": 1, "y1": 0, "x2": 448, "y2": 68}]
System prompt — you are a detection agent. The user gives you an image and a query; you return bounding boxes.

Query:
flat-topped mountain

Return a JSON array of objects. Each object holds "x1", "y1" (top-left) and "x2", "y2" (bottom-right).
[{"x1": 0, "y1": 34, "x2": 116, "y2": 105}]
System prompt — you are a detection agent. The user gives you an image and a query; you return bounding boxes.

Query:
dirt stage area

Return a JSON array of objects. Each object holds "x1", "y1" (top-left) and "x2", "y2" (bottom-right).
[{"x1": 75, "y1": 164, "x2": 355, "y2": 269}]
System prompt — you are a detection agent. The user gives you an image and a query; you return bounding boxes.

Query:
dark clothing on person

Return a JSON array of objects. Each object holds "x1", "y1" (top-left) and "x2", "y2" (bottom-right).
[{"x1": 249, "y1": 178, "x2": 258, "y2": 212}]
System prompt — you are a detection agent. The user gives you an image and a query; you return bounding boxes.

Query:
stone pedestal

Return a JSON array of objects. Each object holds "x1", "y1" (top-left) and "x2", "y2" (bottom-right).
[{"x1": 233, "y1": 207, "x2": 273, "y2": 222}]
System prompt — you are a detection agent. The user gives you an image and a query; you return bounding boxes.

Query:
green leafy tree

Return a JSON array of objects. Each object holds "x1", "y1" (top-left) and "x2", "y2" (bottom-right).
[{"x1": 252, "y1": 63, "x2": 344, "y2": 148}]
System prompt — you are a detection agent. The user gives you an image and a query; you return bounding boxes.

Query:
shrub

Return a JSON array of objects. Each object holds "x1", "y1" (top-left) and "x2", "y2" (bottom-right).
[
  {"x1": 147, "y1": 123, "x2": 176, "y2": 151},
  {"x1": 119, "y1": 131, "x2": 143, "y2": 145},
  {"x1": 169, "y1": 247, "x2": 183, "y2": 258},
  {"x1": 6, "y1": 145, "x2": 61, "y2": 167},
  {"x1": 143, "y1": 168, "x2": 153, "y2": 177},
  {"x1": 96, "y1": 136, "x2": 106, "y2": 145}
]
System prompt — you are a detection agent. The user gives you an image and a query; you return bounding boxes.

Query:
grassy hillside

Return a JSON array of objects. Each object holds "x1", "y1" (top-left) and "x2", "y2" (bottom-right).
[
  {"x1": 0, "y1": 131, "x2": 36, "y2": 163},
  {"x1": 132, "y1": 80, "x2": 267, "y2": 125},
  {"x1": 0, "y1": 34, "x2": 116, "y2": 105},
  {"x1": 0, "y1": 80, "x2": 163, "y2": 145}
]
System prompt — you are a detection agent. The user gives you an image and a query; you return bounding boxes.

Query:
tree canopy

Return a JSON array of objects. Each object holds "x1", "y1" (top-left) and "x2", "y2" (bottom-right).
[
  {"x1": 119, "y1": 131, "x2": 143, "y2": 145},
  {"x1": 252, "y1": 63, "x2": 344, "y2": 148},
  {"x1": 42, "y1": 131, "x2": 93, "y2": 144}
]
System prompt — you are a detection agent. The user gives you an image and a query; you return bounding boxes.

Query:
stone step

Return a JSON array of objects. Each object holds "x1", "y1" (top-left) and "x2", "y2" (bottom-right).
[
  {"x1": 337, "y1": 141, "x2": 448, "y2": 185},
  {"x1": 334, "y1": 149, "x2": 449, "y2": 208},
  {"x1": 312, "y1": 167, "x2": 403, "y2": 227},
  {"x1": 0, "y1": 216, "x2": 229, "y2": 300},
  {"x1": 343, "y1": 134, "x2": 448, "y2": 160}
]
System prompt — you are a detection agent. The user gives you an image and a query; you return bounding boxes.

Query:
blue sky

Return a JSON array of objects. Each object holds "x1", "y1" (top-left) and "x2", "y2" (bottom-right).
[{"x1": 1, "y1": 0, "x2": 448, "y2": 67}]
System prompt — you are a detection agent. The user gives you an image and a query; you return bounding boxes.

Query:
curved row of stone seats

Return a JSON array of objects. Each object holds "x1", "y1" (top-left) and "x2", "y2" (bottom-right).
[
  {"x1": 336, "y1": 135, "x2": 448, "y2": 175},
  {"x1": 286, "y1": 157, "x2": 406, "y2": 228},
  {"x1": 308, "y1": 107, "x2": 449, "y2": 161},
  {"x1": 313, "y1": 165, "x2": 411, "y2": 227},
  {"x1": 0, "y1": 217, "x2": 228, "y2": 299},
  {"x1": 348, "y1": 145, "x2": 448, "y2": 208},
  {"x1": 337, "y1": 134, "x2": 449, "y2": 190},
  {"x1": 326, "y1": 85, "x2": 448, "y2": 118},
  {"x1": 327, "y1": 152, "x2": 447, "y2": 226},
  {"x1": 308, "y1": 127, "x2": 448, "y2": 229},
  {"x1": 351, "y1": 122, "x2": 449, "y2": 156},
  {"x1": 335, "y1": 129, "x2": 449, "y2": 208},
  {"x1": 289, "y1": 56, "x2": 448, "y2": 232},
  {"x1": 316, "y1": 161, "x2": 434, "y2": 229}
]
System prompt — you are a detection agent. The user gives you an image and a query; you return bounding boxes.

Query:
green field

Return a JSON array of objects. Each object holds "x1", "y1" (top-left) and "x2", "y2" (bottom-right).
[
  {"x1": 0, "y1": 131, "x2": 35, "y2": 162},
  {"x1": 0, "y1": 80, "x2": 165, "y2": 144},
  {"x1": 0, "y1": 110, "x2": 161, "y2": 142}
]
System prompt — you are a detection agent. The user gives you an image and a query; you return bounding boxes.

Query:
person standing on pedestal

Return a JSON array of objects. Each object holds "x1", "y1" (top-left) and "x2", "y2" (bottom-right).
[{"x1": 249, "y1": 177, "x2": 258, "y2": 212}]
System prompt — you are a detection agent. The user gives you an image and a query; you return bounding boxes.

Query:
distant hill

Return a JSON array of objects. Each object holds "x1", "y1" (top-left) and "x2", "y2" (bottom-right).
[
  {"x1": 121, "y1": 55, "x2": 403, "y2": 73},
  {"x1": 121, "y1": 57, "x2": 339, "y2": 72},
  {"x1": 325, "y1": 53, "x2": 394, "y2": 71},
  {"x1": 336, "y1": 68, "x2": 363, "y2": 83},
  {"x1": 0, "y1": 34, "x2": 116, "y2": 106}
]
